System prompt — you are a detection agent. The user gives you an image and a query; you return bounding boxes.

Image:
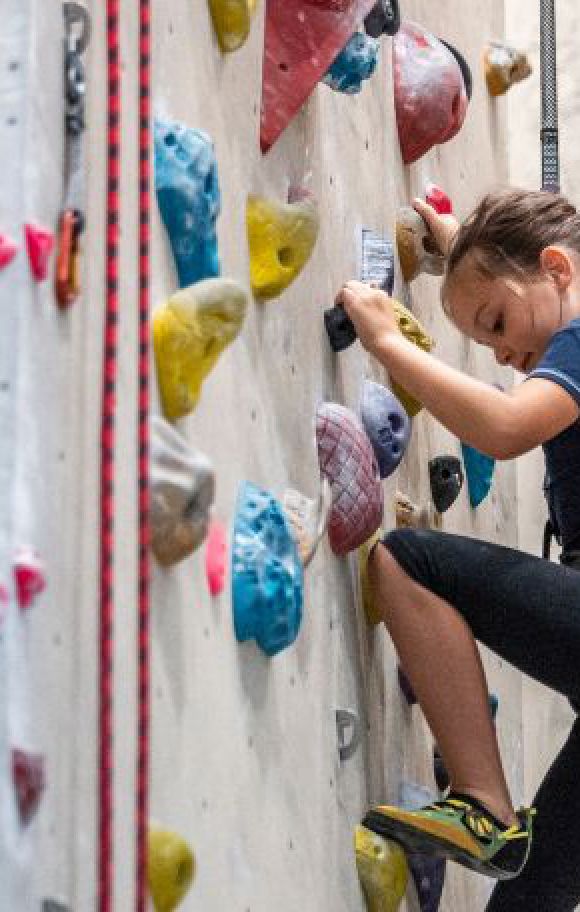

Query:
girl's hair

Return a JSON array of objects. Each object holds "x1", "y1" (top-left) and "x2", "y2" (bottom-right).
[{"x1": 445, "y1": 188, "x2": 580, "y2": 285}]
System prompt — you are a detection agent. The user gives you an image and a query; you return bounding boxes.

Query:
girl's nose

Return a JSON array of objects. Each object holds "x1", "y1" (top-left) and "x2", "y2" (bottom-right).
[{"x1": 494, "y1": 346, "x2": 513, "y2": 366}]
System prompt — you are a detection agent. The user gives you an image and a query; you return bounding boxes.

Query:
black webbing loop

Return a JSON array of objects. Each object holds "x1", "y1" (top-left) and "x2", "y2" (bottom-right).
[{"x1": 540, "y1": 0, "x2": 559, "y2": 192}]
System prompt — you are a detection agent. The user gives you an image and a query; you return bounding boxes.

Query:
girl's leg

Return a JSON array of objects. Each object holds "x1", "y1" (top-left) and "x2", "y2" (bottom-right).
[{"x1": 368, "y1": 541, "x2": 517, "y2": 826}]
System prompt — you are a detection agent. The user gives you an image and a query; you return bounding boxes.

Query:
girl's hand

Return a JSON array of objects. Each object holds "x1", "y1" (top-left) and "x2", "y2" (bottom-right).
[
  {"x1": 413, "y1": 198, "x2": 460, "y2": 257},
  {"x1": 335, "y1": 280, "x2": 400, "y2": 355}
]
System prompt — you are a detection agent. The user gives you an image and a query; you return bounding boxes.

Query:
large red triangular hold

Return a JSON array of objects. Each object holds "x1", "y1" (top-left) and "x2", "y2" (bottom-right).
[
  {"x1": 260, "y1": 0, "x2": 378, "y2": 153},
  {"x1": 12, "y1": 748, "x2": 46, "y2": 825},
  {"x1": 24, "y1": 222, "x2": 54, "y2": 281}
]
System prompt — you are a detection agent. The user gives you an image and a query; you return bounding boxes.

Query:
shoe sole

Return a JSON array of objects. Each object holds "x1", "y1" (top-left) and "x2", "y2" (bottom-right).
[{"x1": 362, "y1": 810, "x2": 526, "y2": 881}]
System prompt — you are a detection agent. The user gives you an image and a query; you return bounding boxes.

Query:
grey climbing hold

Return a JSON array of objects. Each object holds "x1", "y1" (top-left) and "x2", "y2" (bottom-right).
[{"x1": 336, "y1": 708, "x2": 362, "y2": 762}]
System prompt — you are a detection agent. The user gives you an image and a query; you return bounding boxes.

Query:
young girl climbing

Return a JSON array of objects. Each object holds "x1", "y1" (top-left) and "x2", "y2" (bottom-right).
[{"x1": 336, "y1": 188, "x2": 580, "y2": 912}]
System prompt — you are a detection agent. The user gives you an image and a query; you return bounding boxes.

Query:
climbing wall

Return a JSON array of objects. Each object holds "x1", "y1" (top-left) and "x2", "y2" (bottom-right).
[{"x1": 0, "y1": 1, "x2": 543, "y2": 910}]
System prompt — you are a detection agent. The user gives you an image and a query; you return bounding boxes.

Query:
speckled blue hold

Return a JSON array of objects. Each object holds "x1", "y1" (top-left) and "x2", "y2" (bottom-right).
[
  {"x1": 407, "y1": 854, "x2": 446, "y2": 912},
  {"x1": 154, "y1": 118, "x2": 221, "y2": 288},
  {"x1": 232, "y1": 481, "x2": 303, "y2": 657},
  {"x1": 361, "y1": 380, "x2": 411, "y2": 479},
  {"x1": 322, "y1": 32, "x2": 379, "y2": 95},
  {"x1": 461, "y1": 443, "x2": 495, "y2": 508}
]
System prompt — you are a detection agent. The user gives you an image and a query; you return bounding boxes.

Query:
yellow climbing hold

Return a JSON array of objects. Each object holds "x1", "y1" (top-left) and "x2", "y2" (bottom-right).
[
  {"x1": 359, "y1": 530, "x2": 383, "y2": 626},
  {"x1": 148, "y1": 827, "x2": 195, "y2": 912},
  {"x1": 392, "y1": 300, "x2": 434, "y2": 417},
  {"x1": 355, "y1": 825, "x2": 408, "y2": 912},
  {"x1": 247, "y1": 187, "x2": 320, "y2": 300},
  {"x1": 208, "y1": 0, "x2": 256, "y2": 53},
  {"x1": 153, "y1": 277, "x2": 247, "y2": 421}
]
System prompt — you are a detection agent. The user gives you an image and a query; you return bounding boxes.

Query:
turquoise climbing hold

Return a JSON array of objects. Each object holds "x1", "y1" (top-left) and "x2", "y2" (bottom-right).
[
  {"x1": 323, "y1": 32, "x2": 379, "y2": 94},
  {"x1": 232, "y1": 481, "x2": 303, "y2": 657},
  {"x1": 460, "y1": 443, "x2": 495, "y2": 508},
  {"x1": 154, "y1": 118, "x2": 221, "y2": 288}
]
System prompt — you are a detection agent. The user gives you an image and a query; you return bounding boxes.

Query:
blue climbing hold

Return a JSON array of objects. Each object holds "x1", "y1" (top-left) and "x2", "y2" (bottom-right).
[
  {"x1": 407, "y1": 854, "x2": 446, "y2": 912},
  {"x1": 322, "y1": 32, "x2": 379, "y2": 95},
  {"x1": 360, "y1": 380, "x2": 411, "y2": 479},
  {"x1": 154, "y1": 118, "x2": 221, "y2": 288},
  {"x1": 460, "y1": 443, "x2": 495, "y2": 508},
  {"x1": 232, "y1": 481, "x2": 303, "y2": 657}
]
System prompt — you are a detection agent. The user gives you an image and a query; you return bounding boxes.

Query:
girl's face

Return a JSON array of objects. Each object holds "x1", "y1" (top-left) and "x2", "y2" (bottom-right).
[{"x1": 443, "y1": 249, "x2": 573, "y2": 373}]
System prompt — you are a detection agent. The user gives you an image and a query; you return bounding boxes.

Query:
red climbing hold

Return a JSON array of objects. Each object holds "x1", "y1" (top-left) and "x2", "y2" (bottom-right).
[
  {"x1": 260, "y1": 0, "x2": 377, "y2": 153},
  {"x1": 393, "y1": 22, "x2": 468, "y2": 165},
  {"x1": 25, "y1": 222, "x2": 54, "y2": 281},
  {"x1": 13, "y1": 548, "x2": 46, "y2": 610},
  {"x1": 205, "y1": 519, "x2": 227, "y2": 596},
  {"x1": 0, "y1": 234, "x2": 19, "y2": 270},
  {"x1": 425, "y1": 181, "x2": 453, "y2": 215},
  {"x1": 12, "y1": 748, "x2": 45, "y2": 825}
]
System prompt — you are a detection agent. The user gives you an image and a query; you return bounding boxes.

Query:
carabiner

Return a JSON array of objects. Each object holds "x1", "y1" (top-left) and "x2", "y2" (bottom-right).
[{"x1": 55, "y1": 209, "x2": 84, "y2": 308}]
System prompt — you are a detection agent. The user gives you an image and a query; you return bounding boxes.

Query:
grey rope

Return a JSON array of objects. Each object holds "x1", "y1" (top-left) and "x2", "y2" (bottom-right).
[{"x1": 540, "y1": 0, "x2": 559, "y2": 192}]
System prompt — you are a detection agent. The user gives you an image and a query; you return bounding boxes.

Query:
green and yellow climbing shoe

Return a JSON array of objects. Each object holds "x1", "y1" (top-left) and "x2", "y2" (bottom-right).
[{"x1": 362, "y1": 792, "x2": 535, "y2": 881}]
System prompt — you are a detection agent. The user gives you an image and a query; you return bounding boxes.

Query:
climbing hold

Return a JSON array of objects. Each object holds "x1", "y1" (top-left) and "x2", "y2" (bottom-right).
[
  {"x1": 407, "y1": 852, "x2": 446, "y2": 911},
  {"x1": 42, "y1": 901, "x2": 70, "y2": 912},
  {"x1": 359, "y1": 529, "x2": 383, "y2": 625},
  {"x1": 397, "y1": 666, "x2": 417, "y2": 705},
  {"x1": 364, "y1": 0, "x2": 401, "y2": 39},
  {"x1": 0, "y1": 233, "x2": 19, "y2": 270},
  {"x1": 484, "y1": 41, "x2": 532, "y2": 97},
  {"x1": 247, "y1": 187, "x2": 319, "y2": 299},
  {"x1": 205, "y1": 519, "x2": 227, "y2": 595},
  {"x1": 324, "y1": 305, "x2": 358, "y2": 353},
  {"x1": 154, "y1": 119, "x2": 221, "y2": 289},
  {"x1": 153, "y1": 277, "x2": 247, "y2": 420},
  {"x1": 207, "y1": 0, "x2": 256, "y2": 53},
  {"x1": 232, "y1": 481, "x2": 303, "y2": 656},
  {"x1": 316, "y1": 403, "x2": 383, "y2": 556},
  {"x1": 24, "y1": 223, "x2": 54, "y2": 281},
  {"x1": 395, "y1": 492, "x2": 441, "y2": 531},
  {"x1": 150, "y1": 416, "x2": 215, "y2": 566},
  {"x1": 393, "y1": 22, "x2": 469, "y2": 165},
  {"x1": 260, "y1": 0, "x2": 377, "y2": 152},
  {"x1": 428, "y1": 455, "x2": 464, "y2": 513},
  {"x1": 424, "y1": 182, "x2": 453, "y2": 216},
  {"x1": 0, "y1": 582, "x2": 8, "y2": 627},
  {"x1": 360, "y1": 380, "x2": 411, "y2": 479},
  {"x1": 282, "y1": 478, "x2": 333, "y2": 568},
  {"x1": 390, "y1": 300, "x2": 434, "y2": 417},
  {"x1": 396, "y1": 207, "x2": 446, "y2": 283},
  {"x1": 461, "y1": 442, "x2": 495, "y2": 508},
  {"x1": 12, "y1": 748, "x2": 45, "y2": 825},
  {"x1": 13, "y1": 548, "x2": 46, "y2": 610},
  {"x1": 336, "y1": 708, "x2": 362, "y2": 762},
  {"x1": 323, "y1": 32, "x2": 379, "y2": 94},
  {"x1": 148, "y1": 826, "x2": 196, "y2": 912},
  {"x1": 355, "y1": 824, "x2": 408, "y2": 912},
  {"x1": 360, "y1": 228, "x2": 395, "y2": 294}
]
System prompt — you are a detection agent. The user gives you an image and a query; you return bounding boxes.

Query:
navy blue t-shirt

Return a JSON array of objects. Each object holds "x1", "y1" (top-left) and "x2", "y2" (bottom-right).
[{"x1": 527, "y1": 317, "x2": 580, "y2": 553}]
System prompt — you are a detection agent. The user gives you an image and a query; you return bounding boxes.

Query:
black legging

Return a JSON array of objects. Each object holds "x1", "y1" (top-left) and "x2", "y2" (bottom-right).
[{"x1": 382, "y1": 528, "x2": 580, "y2": 912}]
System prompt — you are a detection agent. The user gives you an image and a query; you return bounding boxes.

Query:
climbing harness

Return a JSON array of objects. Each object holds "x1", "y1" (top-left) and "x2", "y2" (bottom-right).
[
  {"x1": 540, "y1": 0, "x2": 559, "y2": 193},
  {"x1": 136, "y1": 0, "x2": 151, "y2": 908},
  {"x1": 56, "y1": 2, "x2": 91, "y2": 307}
]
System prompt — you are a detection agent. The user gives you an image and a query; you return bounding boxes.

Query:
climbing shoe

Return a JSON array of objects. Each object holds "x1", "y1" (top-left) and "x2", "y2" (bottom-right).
[{"x1": 362, "y1": 792, "x2": 535, "y2": 880}]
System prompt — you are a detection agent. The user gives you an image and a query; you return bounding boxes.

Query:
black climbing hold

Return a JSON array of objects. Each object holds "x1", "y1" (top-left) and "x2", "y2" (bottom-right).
[
  {"x1": 429, "y1": 455, "x2": 464, "y2": 514},
  {"x1": 440, "y1": 39, "x2": 473, "y2": 100},
  {"x1": 324, "y1": 305, "x2": 357, "y2": 352},
  {"x1": 364, "y1": 0, "x2": 401, "y2": 39}
]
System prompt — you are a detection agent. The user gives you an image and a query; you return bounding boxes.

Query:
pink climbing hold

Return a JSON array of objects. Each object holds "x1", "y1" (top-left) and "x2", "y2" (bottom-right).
[
  {"x1": 205, "y1": 519, "x2": 227, "y2": 596},
  {"x1": 0, "y1": 233, "x2": 19, "y2": 270},
  {"x1": 12, "y1": 748, "x2": 45, "y2": 825},
  {"x1": 13, "y1": 548, "x2": 46, "y2": 610},
  {"x1": 425, "y1": 182, "x2": 453, "y2": 215},
  {"x1": 316, "y1": 403, "x2": 383, "y2": 556},
  {"x1": 25, "y1": 222, "x2": 54, "y2": 281},
  {"x1": 0, "y1": 583, "x2": 8, "y2": 626},
  {"x1": 393, "y1": 22, "x2": 468, "y2": 165}
]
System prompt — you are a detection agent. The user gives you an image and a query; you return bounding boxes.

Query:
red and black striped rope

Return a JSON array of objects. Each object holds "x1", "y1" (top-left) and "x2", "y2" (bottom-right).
[
  {"x1": 100, "y1": 1, "x2": 120, "y2": 910},
  {"x1": 136, "y1": 0, "x2": 151, "y2": 909}
]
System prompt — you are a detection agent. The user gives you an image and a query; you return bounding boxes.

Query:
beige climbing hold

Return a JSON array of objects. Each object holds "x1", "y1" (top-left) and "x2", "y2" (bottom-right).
[
  {"x1": 150, "y1": 416, "x2": 215, "y2": 566},
  {"x1": 359, "y1": 529, "x2": 383, "y2": 626},
  {"x1": 282, "y1": 477, "x2": 333, "y2": 568},
  {"x1": 208, "y1": 0, "x2": 257, "y2": 53},
  {"x1": 396, "y1": 207, "x2": 445, "y2": 283},
  {"x1": 355, "y1": 825, "x2": 408, "y2": 912},
  {"x1": 153, "y1": 277, "x2": 247, "y2": 421},
  {"x1": 391, "y1": 300, "x2": 434, "y2": 417},
  {"x1": 395, "y1": 492, "x2": 442, "y2": 531},
  {"x1": 148, "y1": 826, "x2": 195, "y2": 912},
  {"x1": 247, "y1": 187, "x2": 320, "y2": 299},
  {"x1": 484, "y1": 41, "x2": 532, "y2": 97}
]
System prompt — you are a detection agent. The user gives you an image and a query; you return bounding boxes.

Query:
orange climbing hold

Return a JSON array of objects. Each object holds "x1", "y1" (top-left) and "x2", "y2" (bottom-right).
[{"x1": 260, "y1": 0, "x2": 377, "y2": 152}]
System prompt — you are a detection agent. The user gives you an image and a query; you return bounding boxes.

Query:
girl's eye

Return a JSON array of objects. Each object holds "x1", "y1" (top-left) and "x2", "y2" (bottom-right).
[{"x1": 493, "y1": 315, "x2": 504, "y2": 334}]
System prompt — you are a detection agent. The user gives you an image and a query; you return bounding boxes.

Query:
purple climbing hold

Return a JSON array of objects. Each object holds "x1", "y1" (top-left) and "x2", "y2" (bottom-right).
[
  {"x1": 407, "y1": 853, "x2": 446, "y2": 912},
  {"x1": 360, "y1": 380, "x2": 411, "y2": 479}
]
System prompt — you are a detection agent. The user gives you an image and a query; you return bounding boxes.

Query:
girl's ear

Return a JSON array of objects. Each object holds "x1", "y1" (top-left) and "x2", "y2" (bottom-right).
[{"x1": 539, "y1": 245, "x2": 574, "y2": 291}]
